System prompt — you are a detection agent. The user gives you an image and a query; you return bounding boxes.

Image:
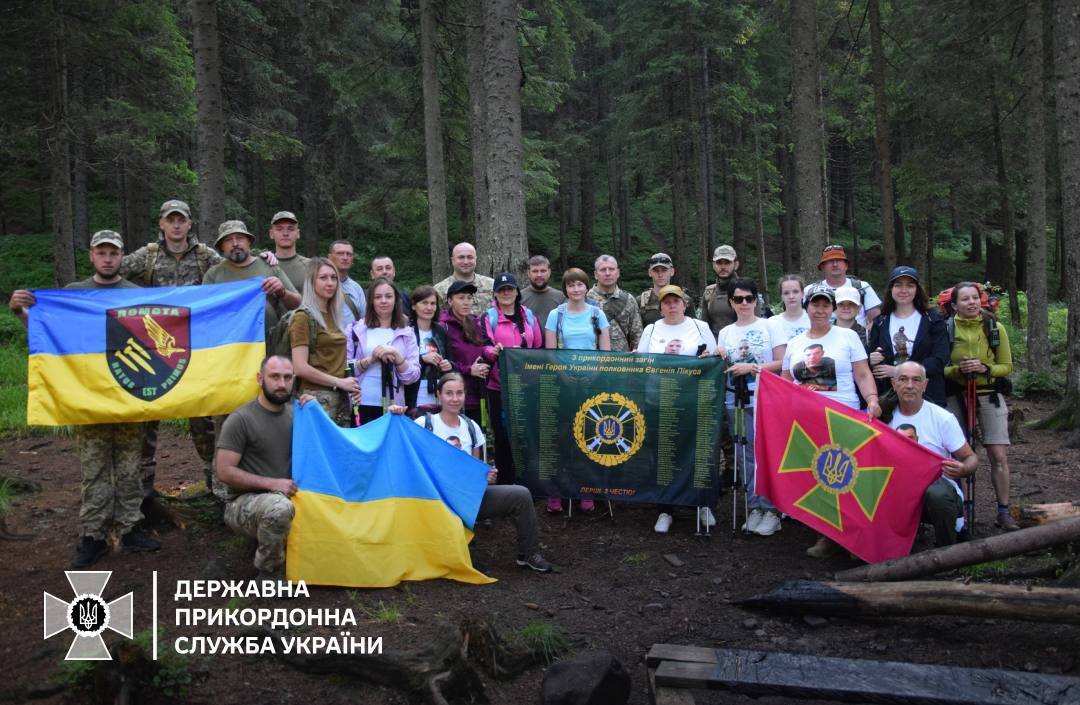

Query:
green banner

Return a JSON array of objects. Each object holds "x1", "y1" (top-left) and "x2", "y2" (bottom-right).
[{"x1": 499, "y1": 349, "x2": 726, "y2": 507}]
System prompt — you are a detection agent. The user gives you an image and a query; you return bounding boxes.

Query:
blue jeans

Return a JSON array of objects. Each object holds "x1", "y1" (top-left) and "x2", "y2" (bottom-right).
[{"x1": 727, "y1": 406, "x2": 774, "y2": 511}]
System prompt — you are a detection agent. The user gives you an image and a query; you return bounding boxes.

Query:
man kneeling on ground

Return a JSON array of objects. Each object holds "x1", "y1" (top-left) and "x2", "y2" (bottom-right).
[
  {"x1": 389, "y1": 372, "x2": 554, "y2": 573},
  {"x1": 888, "y1": 361, "x2": 978, "y2": 546},
  {"x1": 215, "y1": 355, "x2": 313, "y2": 579}
]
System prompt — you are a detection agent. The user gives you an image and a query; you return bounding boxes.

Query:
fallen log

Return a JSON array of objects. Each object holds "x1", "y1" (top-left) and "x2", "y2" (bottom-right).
[
  {"x1": 836, "y1": 515, "x2": 1080, "y2": 582},
  {"x1": 1018, "y1": 501, "x2": 1080, "y2": 527},
  {"x1": 736, "y1": 579, "x2": 1080, "y2": 624},
  {"x1": 646, "y1": 645, "x2": 1080, "y2": 705}
]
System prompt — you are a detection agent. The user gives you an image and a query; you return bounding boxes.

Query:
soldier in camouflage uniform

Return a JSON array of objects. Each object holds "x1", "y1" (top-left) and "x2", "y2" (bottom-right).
[
  {"x1": 119, "y1": 200, "x2": 221, "y2": 498},
  {"x1": 10, "y1": 231, "x2": 162, "y2": 567},
  {"x1": 434, "y1": 242, "x2": 495, "y2": 314},
  {"x1": 587, "y1": 255, "x2": 643, "y2": 352},
  {"x1": 699, "y1": 245, "x2": 767, "y2": 338},
  {"x1": 638, "y1": 253, "x2": 694, "y2": 328},
  {"x1": 216, "y1": 356, "x2": 312, "y2": 577}
]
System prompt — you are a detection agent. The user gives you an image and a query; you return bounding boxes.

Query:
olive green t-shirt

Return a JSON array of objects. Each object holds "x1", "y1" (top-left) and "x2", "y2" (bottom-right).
[
  {"x1": 64, "y1": 277, "x2": 141, "y2": 291},
  {"x1": 276, "y1": 254, "x2": 310, "y2": 294},
  {"x1": 215, "y1": 398, "x2": 294, "y2": 500},
  {"x1": 203, "y1": 258, "x2": 298, "y2": 336},
  {"x1": 289, "y1": 309, "x2": 346, "y2": 390}
]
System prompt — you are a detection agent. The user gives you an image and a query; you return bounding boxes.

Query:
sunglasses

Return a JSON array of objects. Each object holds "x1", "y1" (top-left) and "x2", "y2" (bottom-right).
[
  {"x1": 730, "y1": 295, "x2": 755, "y2": 304},
  {"x1": 822, "y1": 244, "x2": 845, "y2": 253}
]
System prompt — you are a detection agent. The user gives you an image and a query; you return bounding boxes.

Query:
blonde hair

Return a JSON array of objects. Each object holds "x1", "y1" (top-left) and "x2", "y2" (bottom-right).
[{"x1": 300, "y1": 258, "x2": 344, "y2": 331}]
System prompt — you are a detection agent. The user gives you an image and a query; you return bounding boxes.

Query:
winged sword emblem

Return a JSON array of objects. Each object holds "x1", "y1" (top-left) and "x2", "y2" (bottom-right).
[{"x1": 143, "y1": 314, "x2": 187, "y2": 358}]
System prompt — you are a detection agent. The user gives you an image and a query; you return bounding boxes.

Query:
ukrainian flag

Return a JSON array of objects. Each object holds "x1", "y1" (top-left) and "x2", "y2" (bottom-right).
[
  {"x1": 27, "y1": 279, "x2": 265, "y2": 425},
  {"x1": 287, "y1": 404, "x2": 494, "y2": 587}
]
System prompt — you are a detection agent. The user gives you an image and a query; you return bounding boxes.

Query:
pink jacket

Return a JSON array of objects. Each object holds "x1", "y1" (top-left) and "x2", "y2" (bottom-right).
[
  {"x1": 346, "y1": 322, "x2": 421, "y2": 406},
  {"x1": 482, "y1": 305, "x2": 543, "y2": 391}
]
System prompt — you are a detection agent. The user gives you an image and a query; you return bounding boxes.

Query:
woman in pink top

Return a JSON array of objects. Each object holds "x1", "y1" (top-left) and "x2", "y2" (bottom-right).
[{"x1": 482, "y1": 272, "x2": 543, "y2": 484}]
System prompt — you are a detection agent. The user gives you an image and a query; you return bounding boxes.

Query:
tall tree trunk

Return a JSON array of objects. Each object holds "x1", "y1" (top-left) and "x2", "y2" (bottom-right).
[
  {"x1": 465, "y1": 0, "x2": 488, "y2": 246},
  {"x1": 420, "y1": 0, "x2": 451, "y2": 280},
  {"x1": 479, "y1": 0, "x2": 528, "y2": 277},
  {"x1": 909, "y1": 219, "x2": 928, "y2": 282},
  {"x1": 701, "y1": 46, "x2": 717, "y2": 256},
  {"x1": 557, "y1": 182, "x2": 568, "y2": 271},
  {"x1": 969, "y1": 222, "x2": 983, "y2": 264},
  {"x1": 925, "y1": 216, "x2": 936, "y2": 294},
  {"x1": 731, "y1": 124, "x2": 747, "y2": 258},
  {"x1": 868, "y1": 0, "x2": 897, "y2": 271},
  {"x1": 671, "y1": 128, "x2": 691, "y2": 283},
  {"x1": 579, "y1": 159, "x2": 596, "y2": 253},
  {"x1": 190, "y1": 0, "x2": 226, "y2": 244},
  {"x1": 778, "y1": 143, "x2": 796, "y2": 272},
  {"x1": 48, "y1": 0, "x2": 75, "y2": 286},
  {"x1": 1044, "y1": 0, "x2": 1080, "y2": 442},
  {"x1": 990, "y1": 72, "x2": 1021, "y2": 326},
  {"x1": 1025, "y1": 0, "x2": 1050, "y2": 375},
  {"x1": 791, "y1": 0, "x2": 826, "y2": 279},
  {"x1": 754, "y1": 131, "x2": 769, "y2": 305},
  {"x1": 619, "y1": 152, "x2": 631, "y2": 253}
]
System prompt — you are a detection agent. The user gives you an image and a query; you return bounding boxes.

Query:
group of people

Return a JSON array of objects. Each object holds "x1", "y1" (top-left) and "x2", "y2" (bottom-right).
[{"x1": 9, "y1": 198, "x2": 1016, "y2": 577}]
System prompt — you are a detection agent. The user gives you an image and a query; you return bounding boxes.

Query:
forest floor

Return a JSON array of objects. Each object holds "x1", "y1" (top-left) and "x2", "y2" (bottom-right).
[{"x1": 1, "y1": 397, "x2": 1079, "y2": 705}]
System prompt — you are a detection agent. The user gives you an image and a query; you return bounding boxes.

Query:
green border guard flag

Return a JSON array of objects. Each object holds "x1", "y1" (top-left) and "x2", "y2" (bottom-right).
[{"x1": 499, "y1": 349, "x2": 725, "y2": 507}]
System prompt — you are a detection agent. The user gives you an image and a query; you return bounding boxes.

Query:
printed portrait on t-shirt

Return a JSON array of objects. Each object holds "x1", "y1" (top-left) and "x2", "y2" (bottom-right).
[
  {"x1": 446, "y1": 436, "x2": 463, "y2": 449},
  {"x1": 896, "y1": 423, "x2": 918, "y2": 443},
  {"x1": 664, "y1": 339, "x2": 684, "y2": 354},
  {"x1": 733, "y1": 338, "x2": 760, "y2": 364},
  {"x1": 893, "y1": 326, "x2": 912, "y2": 362},
  {"x1": 792, "y1": 343, "x2": 837, "y2": 391}
]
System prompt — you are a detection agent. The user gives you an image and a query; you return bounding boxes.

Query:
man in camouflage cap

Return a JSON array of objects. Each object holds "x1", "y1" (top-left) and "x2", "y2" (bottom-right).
[
  {"x1": 588, "y1": 255, "x2": 642, "y2": 352},
  {"x1": 10, "y1": 231, "x2": 161, "y2": 567},
  {"x1": 268, "y1": 211, "x2": 308, "y2": 292},
  {"x1": 119, "y1": 199, "x2": 222, "y2": 504},
  {"x1": 638, "y1": 253, "x2": 693, "y2": 327},
  {"x1": 216, "y1": 355, "x2": 313, "y2": 578},
  {"x1": 699, "y1": 245, "x2": 767, "y2": 338}
]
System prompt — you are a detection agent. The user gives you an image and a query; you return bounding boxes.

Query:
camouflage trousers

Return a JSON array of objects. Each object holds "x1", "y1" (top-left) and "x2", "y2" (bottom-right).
[
  {"x1": 224, "y1": 492, "x2": 295, "y2": 572},
  {"x1": 304, "y1": 388, "x2": 352, "y2": 427},
  {"x1": 141, "y1": 416, "x2": 215, "y2": 495},
  {"x1": 77, "y1": 424, "x2": 143, "y2": 540}
]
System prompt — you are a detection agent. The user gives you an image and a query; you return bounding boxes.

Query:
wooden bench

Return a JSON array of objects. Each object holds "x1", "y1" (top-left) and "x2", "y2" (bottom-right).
[{"x1": 646, "y1": 644, "x2": 1080, "y2": 704}]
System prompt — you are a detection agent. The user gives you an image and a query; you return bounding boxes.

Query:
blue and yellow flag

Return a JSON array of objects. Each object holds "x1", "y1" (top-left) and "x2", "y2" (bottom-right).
[
  {"x1": 27, "y1": 279, "x2": 265, "y2": 426},
  {"x1": 287, "y1": 404, "x2": 494, "y2": 588}
]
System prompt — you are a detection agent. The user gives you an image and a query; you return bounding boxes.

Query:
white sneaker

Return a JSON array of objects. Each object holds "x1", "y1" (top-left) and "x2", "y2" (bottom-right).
[
  {"x1": 654, "y1": 513, "x2": 673, "y2": 533},
  {"x1": 697, "y1": 507, "x2": 717, "y2": 528},
  {"x1": 741, "y1": 509, "x2": 764, "y2": 533},
  {"x1": 754, "y1": 511, "x2": 782, "y2": 536}
]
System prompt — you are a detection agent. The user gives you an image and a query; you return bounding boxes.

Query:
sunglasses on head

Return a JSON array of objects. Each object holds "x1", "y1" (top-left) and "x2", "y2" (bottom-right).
[
  {"x1": 730, "y1": 295, "x2": 755, "y2": 304},
  {"x1": 822, "y1": 244, "x2": 845, "y2": 253}
]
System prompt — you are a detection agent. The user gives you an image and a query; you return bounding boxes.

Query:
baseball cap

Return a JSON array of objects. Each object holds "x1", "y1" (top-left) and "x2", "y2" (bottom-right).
[
  {"x1": 657, "y1": 284, "x2": 686, "y2": 301},
  {"x1": 89, "y1": 230, "x2": 124, "y2": 249},
  {"x1": 712, "y1": 245, "x2": 737, "y2": 261},
  {"x1": 888, "y1": 265, "x2": 920, "y2": 284},
  {"x1": 214, "y1": 220, "x2": 255, "y2": 250},
  {"x1": 818, "y1": 244, "x2": 849, "y2": 268},
  {"x1": 271, "y1": 210, "x2": 298, "y2": 224},
  {"x1": 834, "y1": 285, "x2": 861, "y2": 307},
  {"x1": 648, "y1": 253, "x2": 674, "y2": 270},
  {"x1": 159, "y1": 199, "x2": 191, "y2": 219},
  {"x1": 446, "y1": 280, "x2": 478, "y2": 297},
  {"x1": 493, "y1": 272, "x2": 519, "y2": 291},
  {"x1": 804, "y1": 283, "x2": 837, "y2": 306}
]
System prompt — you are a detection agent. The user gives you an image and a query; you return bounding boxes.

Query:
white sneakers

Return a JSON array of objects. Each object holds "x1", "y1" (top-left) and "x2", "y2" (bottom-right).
[
  {"x1": 654, "y1": 512, "x2": 673, "y2": 533},
  {"x1": 741, "y1": 509, "x2": 781, "y2": 536},
  {"x1": 698, "y1": 507, "x2": 717, "y2": 528}
]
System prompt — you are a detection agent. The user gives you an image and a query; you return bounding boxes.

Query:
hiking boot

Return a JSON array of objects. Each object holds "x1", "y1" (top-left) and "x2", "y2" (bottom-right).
[
  {"x1": 995, "y1": 512, "x2": 1020, "y2": 531},
  {"x1": 654, "y1": 512, "x2": 673, "y2": 534},
  {"x1": 579, "y1": 499, "x2": 595, "y2": 512},
  {"x1": 698, "y1": 507, "x2": 717, "y2": 528},
  {"x1": 754, "y1": 511, "x2": 782, "y2": 536},
  {"x1": 741, "y1": 509, "x2": 764, "y2": 533},
  {"x1": 805, "y1": 535, "x2": 841, "y2": 558},
  {"x1": 121, "y1": 529, "x2": 161, "y2": 553},
  {"x1": 72, "y1": 537, "x2": 109, "y2": 569},
  {"x1": 546, "y1": 498, "x2": 563, "y2": 514},
  {"x1": 516, "y1": 552, "x2": 554, "y2": 573}
]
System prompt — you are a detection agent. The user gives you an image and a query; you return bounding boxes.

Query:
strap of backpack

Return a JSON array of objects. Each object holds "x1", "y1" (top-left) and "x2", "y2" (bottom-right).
[
  {"x1": 555, "y1": 303, "x2": 566, "y2": 348},
  {"x1": 459, "y1": 412, "x2": 479, "y2": 449},
  {"x1": 591, "y1": 306, "x2": 601, "y2": 346},
  {"x1": 344, "y1": 295, "x2": 360, "y2": 321}
]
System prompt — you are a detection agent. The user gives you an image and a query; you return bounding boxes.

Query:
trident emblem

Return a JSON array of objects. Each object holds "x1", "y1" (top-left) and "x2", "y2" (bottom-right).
[{"x1": 78, "y1": 601, "x2": 98, "y2": 631}]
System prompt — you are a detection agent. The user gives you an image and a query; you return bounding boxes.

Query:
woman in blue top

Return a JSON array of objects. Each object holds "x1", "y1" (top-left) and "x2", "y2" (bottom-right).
[{"x1": 542, "y1": 268, "x2": 610, "y2": 513}]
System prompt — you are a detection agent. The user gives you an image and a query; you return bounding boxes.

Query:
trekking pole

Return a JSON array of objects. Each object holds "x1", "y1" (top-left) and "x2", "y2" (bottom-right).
[
  {"x1": 345, "y1": 360, "x2": 360, "y2": 427},
  {"x1": 965, "y1": 376, "x2": 978, "y2": 535},
  {"x1": 731, "y1": 403, "x2": 740, "y2": 535},
  {"x1": 735, "y1": 376, "x2": 751, "y2": 533},
  {"x1": 380, "y1": 359, "x2": 394, "y2": 417}
]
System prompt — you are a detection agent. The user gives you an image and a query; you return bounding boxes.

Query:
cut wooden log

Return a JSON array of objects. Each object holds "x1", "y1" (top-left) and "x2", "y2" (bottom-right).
[
  {"x1": 736, "y1": 579, "x2": 1080, "y2": 624},
  {"x1": 1017, "y1": 501, "x2": 1080, "y2": 526},
  {"x1": 836, "y1": 515, "x2": 1080, "y2": 582},
  {"x1": 646, "y1": 645, "x2": 1080, "y2": 704}
]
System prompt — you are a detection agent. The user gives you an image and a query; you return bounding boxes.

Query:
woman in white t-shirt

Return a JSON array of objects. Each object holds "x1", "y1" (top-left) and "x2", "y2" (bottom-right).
[
  {"x1": 767, "y1": 274, "x2": 811, "y2": 352},
  {"x1": 782, "y1": 284, "x2": 882, "y2": 558},
  {"x1": 635, "y1": 284, "x2": 716, "y2": 534},
  {"x1": 715, "y1": 278, "x2": 785, "y2": 537}
]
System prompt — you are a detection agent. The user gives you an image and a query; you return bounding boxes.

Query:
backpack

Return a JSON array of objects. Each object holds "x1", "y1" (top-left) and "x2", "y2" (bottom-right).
[
  {"x1": 945, "y1": 311, "x2": 1010, "y2": 396},
  {"x1": 423, "y1": 411, "x2": 479, "y2": 449},
  {"x1": 554, "y1": 303, "x2": 602, "y2": 349},
  {"x1": 486, "y1": 306, "x2": 537, "y2": 347},
  {"x1": 936, "y1": 284, "x2": 1000, "y2": 318},
  {"x1": 143, "y1": 241, "x2": 211, "y2": 286},
  {"x1": 267, "y1": 307, "x2": 318, "y2": 358}
]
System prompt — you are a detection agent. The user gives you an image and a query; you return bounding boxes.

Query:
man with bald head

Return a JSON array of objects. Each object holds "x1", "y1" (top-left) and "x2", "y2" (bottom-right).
[{"x1": 433, "y1": 242, "x2": 495, "y2": 314}]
